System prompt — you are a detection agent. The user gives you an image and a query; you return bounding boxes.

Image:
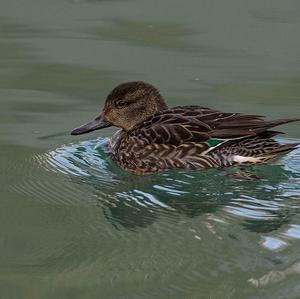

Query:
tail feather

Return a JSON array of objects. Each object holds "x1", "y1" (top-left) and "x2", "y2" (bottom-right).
[
  {"x1": 265, "y1": 143, "x2": 300, "y2": 155},
  {"x1": 258, "y1": 130, "x2": 284, "y2": 138},
  {"x1": 259, "y1": 143, "x2": 300, "y2": 162},
  {"x1": 211, "y1": 118, "x2": 300, "y2": 139},
  {"x1": 254, "y1": 118, "x2": 300, "y2": 134}
]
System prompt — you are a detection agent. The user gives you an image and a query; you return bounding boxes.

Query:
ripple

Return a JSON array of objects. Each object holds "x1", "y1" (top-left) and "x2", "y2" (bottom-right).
[
  {"x1": 9, "y1": 136, "x2": 300, "y2": 297},
  {"x1": 31, "y1": 138, "x2": 300, "y2": 227},
  {"x1": 14, "y1": 137, "x2": 300, "y2": 234},
  {"x1": 261, "y1": 236, "x2": 288, "y2": 251},
  {"x1": 249, "y1": 262, "x2": 300, "y2": 287},
  {"x1": 285, "y1": 225, "x2": 300, "y2": 239}
]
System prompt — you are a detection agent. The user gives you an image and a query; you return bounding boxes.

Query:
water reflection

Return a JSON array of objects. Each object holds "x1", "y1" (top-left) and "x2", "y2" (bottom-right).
[{"x1": 32, "y1": 137, "x2": 300, "y2": 232}]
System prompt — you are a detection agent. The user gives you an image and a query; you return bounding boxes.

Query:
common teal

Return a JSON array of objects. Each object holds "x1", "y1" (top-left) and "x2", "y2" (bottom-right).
[{"x1": 71, "y1": 81, "x2": 299, "y2": 174}]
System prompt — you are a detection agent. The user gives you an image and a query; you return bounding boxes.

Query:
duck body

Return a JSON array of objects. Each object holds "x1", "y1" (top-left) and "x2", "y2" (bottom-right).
[
  {"x1": 108, "y1": 106, "x2": 298, "y2": 174},
  {"x1": 71, "y1": 81, "x2": 299, "y2": 175}
]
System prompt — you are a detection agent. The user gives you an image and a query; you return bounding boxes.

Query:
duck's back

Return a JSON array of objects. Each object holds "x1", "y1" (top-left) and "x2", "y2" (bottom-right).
[{"x1": 110, "y1": 106, "x2": 299, "y2": 174}]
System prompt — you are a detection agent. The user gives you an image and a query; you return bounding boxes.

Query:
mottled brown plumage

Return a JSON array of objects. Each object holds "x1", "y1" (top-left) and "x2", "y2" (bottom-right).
[{"x1": 71, "y1": 81, "x2": 299, "y2": 174}]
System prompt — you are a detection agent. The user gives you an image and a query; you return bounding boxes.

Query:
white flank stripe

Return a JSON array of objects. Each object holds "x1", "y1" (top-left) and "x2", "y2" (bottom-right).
[{"x1": 233, "y1": 155, "x2": 261, "y2": 163}]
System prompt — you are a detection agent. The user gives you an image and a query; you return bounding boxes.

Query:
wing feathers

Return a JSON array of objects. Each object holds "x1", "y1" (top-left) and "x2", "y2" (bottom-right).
[{"x1": 129, "y1": 107, "x2": 299, "y2": 148}]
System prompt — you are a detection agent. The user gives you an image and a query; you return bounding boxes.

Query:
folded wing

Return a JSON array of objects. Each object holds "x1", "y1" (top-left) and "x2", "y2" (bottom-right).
[{"x1": 129, "y1": 106, "x2": 299, "y2": 147}]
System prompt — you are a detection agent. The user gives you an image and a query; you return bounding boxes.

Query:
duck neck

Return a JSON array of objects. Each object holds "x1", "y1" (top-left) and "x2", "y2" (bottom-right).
[{"x1": 108, "y1": 129, "x2": 127, "y2": 153}]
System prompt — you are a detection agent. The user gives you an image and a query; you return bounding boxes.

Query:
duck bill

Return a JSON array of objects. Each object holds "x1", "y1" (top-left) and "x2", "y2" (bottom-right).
[{"x1": 71, "y1": 117, "x2": 112, "y2": 135}]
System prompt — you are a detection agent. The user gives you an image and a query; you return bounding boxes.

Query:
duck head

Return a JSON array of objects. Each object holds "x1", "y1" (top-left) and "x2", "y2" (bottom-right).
[{"x1": 71, "y1": 81, "x2": 168, "y2": 135}]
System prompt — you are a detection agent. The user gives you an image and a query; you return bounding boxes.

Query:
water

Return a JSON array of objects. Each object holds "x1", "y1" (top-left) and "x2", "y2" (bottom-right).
[{"x1": 1, "y1": 0, "x2": 300, "y2": 298}]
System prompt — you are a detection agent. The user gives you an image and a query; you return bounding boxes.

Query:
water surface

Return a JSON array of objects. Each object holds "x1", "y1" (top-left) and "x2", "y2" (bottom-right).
[{"x1": 1, "y1": 0, "x2": 300, "y2": 298}]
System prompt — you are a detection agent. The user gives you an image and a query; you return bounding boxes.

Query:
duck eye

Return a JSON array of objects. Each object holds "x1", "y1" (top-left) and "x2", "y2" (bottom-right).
[{"x1": 116, "y1": 99, "x2": 130, "y2": 107}]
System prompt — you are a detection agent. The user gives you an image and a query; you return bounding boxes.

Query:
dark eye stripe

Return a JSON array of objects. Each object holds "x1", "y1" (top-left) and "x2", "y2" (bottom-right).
[{"x1": 116, "y1": 97, "x2": 141, "y2": 107}]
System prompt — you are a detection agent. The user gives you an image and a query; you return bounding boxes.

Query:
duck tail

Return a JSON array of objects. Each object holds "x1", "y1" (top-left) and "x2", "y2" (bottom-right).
[
  {"x1": 257, "y1": 118, "x2": 300, "y2": 134},
  {"x1": 260, "y1": 142, "x2": 300, "y2": 161}
]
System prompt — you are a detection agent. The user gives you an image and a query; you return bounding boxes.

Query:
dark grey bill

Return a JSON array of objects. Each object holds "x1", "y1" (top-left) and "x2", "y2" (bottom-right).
[{"x1": 71, "y1": 118, "x2": 112, "y2": 135}]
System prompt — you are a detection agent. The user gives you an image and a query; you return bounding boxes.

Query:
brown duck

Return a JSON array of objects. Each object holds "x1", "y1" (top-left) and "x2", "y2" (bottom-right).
[{"x1": 71, "y1": 81, "x2": 299, "y2": 175}]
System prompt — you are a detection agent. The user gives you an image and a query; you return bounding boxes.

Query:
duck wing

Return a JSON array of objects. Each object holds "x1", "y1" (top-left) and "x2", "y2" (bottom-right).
[{"x1": 129, "y1": 106, "x2": 298, "y2": 146}]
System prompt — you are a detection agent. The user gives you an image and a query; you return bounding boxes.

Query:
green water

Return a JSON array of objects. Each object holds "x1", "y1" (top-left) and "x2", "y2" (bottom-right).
[{"x1": 1, "y1": 0, "x2": 300, "y2": 298}]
